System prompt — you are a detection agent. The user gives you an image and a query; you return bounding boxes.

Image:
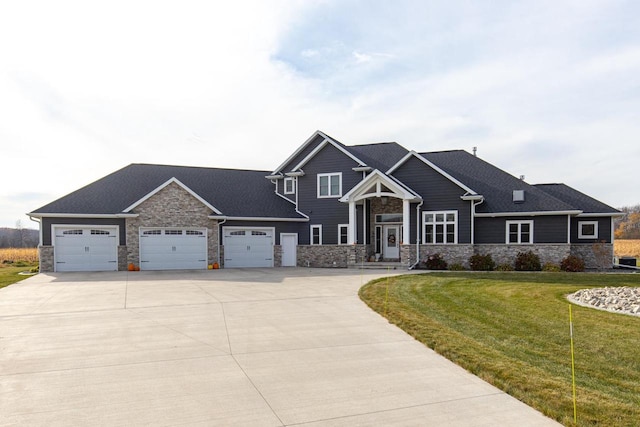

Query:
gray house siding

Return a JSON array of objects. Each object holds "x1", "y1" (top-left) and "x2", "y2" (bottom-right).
[
  {"x1": 221, "y1": 220, "x2": 303, "y2": 245},
  {"x1": 278, "y1": 133, "x2": 326, "y2": 173},
  {"x1": 570, "y1": 217, "x2": 612, "y2": 243},
  {"x1": 275, "y1": 179, "x2": 296, "y2": 203},
  {"x1": 475, "y1": 215, "x2": 568, "y2": 244},
  {"x1": 42, "y1": 217, "x2": 127, "y2": 246},
  {"x1": 391, "y1": 156, "x2": 471, "y2": 244},
  {"x1": 296, "y1": 143, "x2": 362, "y2": 245}
]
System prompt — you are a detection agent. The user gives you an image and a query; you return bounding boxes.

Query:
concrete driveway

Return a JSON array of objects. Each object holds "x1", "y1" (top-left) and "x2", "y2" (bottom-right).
[{"x1": 0, "y1": 268, "x2": 560, "y2": 426}]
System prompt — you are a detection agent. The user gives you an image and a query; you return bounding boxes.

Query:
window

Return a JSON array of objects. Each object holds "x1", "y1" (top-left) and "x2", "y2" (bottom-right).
[
  {"x1": 375, "y1": 226, "x2": 382, "y2": 253},
  {"x1": 375, "y1": 213, "x2": 403, "y2": 223},
  {"x1": 338, "y1": 224, "x2": 349, "y2": 245},
  {"x1": 423, "y1": 211, "x2": 457, "y2": 244},
  {"x1": 310, "y1": 225, "x2": 322, "y2": 245},
  {"x1": 90, "y1": 229, "x2": 110, "y2": 235},
  {"x1": 317, "y1": 173, "x2": 342, "y2": 198},
  {"x1": 143, "y1": 229, "x2": 161, "y2": 235},
  {"x1": 164, "y1": 230, "x2": 183, "y2": 235},
  {"x1": 578, "y1": 221, "x2": 598, "y2": 239},
  {"x1": 506, "y1": 220, "x2": 533, "y2": 244},
  {"x1": 284, "y1": 177, "x2": 295, "y2": 194},
  {"x1": 230, "y1": 230, "x2": 245, "y2": 236},
  {"x1": 62, "y1": 229, "x2": 83, "y2": 235},
  {"x1": 252, "y1": 230, "x2": 267, "y2": 236},
  {"x1": 185, "y1": 230, "x2": 204, "y2": 236}
]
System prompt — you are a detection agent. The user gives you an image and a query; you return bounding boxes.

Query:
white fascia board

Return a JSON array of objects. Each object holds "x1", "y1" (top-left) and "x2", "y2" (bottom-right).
[
  {"x1": 27, "y1": 213, "x2": 139, "y2": 218},
  {"x1": 352, "y1": 166, "x2": 373, "y2": 172},
  {"x1": 271, "y1": 130, "x2": 329, "y2": 174},
  {"x1": 285, "y1": 171, "x2": 305, "y2": 177},
  {"x1": 339, "y1": 170, "x2": 420, "y2": 203},
  {"x1": 475, "y1": 210, "x2": 583, "y2": 217},
  {"x1": 291, "y1": 138, "x2": 367, "y2": 172},
  {"x1": 123, "y1": 177, "x2": 223, "y2": 215},
  {"x1": 265, "y1": 174, "x2": 284, "y2": 179},
  {"x1": 577, "y1": 212, "x2": 625, "y2": 217},
  {"x1": 208, "y1": 215, "x2": 309, "y2": 222},
  {"x1": 461, "y1": 194, "x2": 484, "y2": 201},
  {"x1": 387, "y1": 151, "x2": 477, "y2": 195}
]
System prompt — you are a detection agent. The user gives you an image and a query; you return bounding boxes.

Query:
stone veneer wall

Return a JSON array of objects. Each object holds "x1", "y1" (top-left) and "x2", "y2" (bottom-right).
[
  {"x1": 117, "y1": 246, "x2": 128, "y2": 271},
  {"x1": 571, "y1": 243, "x2": 614, "y2": 269},
  {"x1": 297, "y1": 245, "x2": 367, "y2": 268},
  {"x1": 475, "y1": 244, "x2": 571, "y2": 267},
  {"x1": 273, "y1": 245, "x2": 282, "y2": 267},
  {"x1": 369, "y1": 197, "x2": 404, "y2": 245},
  {"x1": 125, "y1": 182, "x2": 218, "y2": 267},
  {"x1": 38, "y1": 245, "x2": 54, "y2": 272},
  {"x1": 405, "y1": 244, "x2": 475, "y2": 268}
]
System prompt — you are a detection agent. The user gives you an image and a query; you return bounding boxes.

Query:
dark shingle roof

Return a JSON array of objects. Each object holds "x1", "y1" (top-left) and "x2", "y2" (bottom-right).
[
  {"x1": 534, "y1": 184, "x2": 619, "y2": 214},
  {"x1": 421, "y1": 150, "x2": 577, "y2": 213},
  {"x1": 32, "y1": 164, "x2": 302, "y2": 218},
  {"x1": 347, "y1": 142, "x2": 409, "y2": 171}
]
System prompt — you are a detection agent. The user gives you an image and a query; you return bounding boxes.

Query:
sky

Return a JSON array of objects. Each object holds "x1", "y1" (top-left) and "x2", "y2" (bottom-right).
[{"x1": 1, "y1": 0, "x2": 639, "y2": 229}]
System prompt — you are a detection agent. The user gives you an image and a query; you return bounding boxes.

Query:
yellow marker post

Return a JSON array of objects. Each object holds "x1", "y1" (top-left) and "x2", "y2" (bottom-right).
[{"x1": 569, "y1": 305, "x2": 577, "y2": 424}]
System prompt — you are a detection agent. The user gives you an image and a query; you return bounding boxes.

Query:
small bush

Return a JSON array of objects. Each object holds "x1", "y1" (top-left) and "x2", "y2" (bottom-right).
[
  {"x1": 469, "y1": 254, "x2": 495, "y2": 271},
  {"x1": 496, "y1": 263, "x2": 514, "y2": 271},
  {"x1": 515, "y1": 251, "x2": 542, "y2": 271},
  {"x1": 561, "y1": 255, "x2": 585, "y2": 272},
  {"x1": 423, "y1": 253, "x2": 448, "y2": 270},
  {"x1": 448, "y1": 263, "x2": 466, "y2": 271},
  {"x1": 542, "y1": 263, "x2": 561, "y2": 272}
]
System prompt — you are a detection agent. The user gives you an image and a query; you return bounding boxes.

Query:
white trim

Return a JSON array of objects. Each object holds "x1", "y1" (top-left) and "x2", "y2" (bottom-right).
[
  {"x1": 52, "y1": 225, "x2": 119, "y2": 272},
  {"x1": 310, "y1": 224, "x2": 322, "y2": 245},
  {"x1": 222, "y1": 226, "x2": 275, "y2": 268},
  {"x1": 209, "y1": 215, "x2": 308, "y2": 222},
  {"x1": 292, "y1": 138, "x2": 366, "y2": 172},
  {"x1": 285, "y1": 171, "x2": 305, "y2": 177},
  {"x1": 339, "y1": 169, "x2": 421, "y2": 203},
  {"x1": 577, "y1": 212, "x2": 625, "y2": 217},
  {"x1": 567, "y1": 215, "x2": 571, "y2": 244},
  {"x1": 352, "y1": 166, "x2": 372, "y2": 172},
  {"x1": 578, "y1": 221, "x2": 599, "y2": 239},
  {"x1": 271, "y1": 130, "x2": 330, "y2": 174},
  {"x1": 29, "y1": 213, "x2": 138, "y2": 218},
  {"x1": 387, "y1": 151, "x2": 477, "y2": 195},
  {"x1": 422, "y1": 210, "x2": 458, "y2": 244},
  {"x1": 338, "y1": 224, "x2": 349, "y2": 245},
  {"x1": 265, "y1": 174, "x2": 283, "y2": 180},
  {"x1": 475, "y1": 210, "x2": 582, "y2": 217},
  {"x1": 123, "y1": 177, "x2": 223, "y2": 214},
  {"x1": 317, "y1": 172, "x2": 342, "y2": 198},
  {"x1": 284, "y1": 177, "x2": 295, "y2": 195},
  {"x1": 506, "y1": 220, "x2": 534, "y2": 244}
]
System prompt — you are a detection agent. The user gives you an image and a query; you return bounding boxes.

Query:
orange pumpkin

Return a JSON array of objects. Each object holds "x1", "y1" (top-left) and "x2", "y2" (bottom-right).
[
  {"x1": 213, "y1": 262, "x2": 220, "y2": 269},
  {"x1": 128, "y1": 263, "x2": 135, "y2": 271}
]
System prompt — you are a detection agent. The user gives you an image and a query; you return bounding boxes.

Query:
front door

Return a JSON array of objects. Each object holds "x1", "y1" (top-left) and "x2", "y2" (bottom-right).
[
  {"x1": 280, "y1": 233, "x2": 297, "y2": 267},
  {"x1": 383, "y1": 225, "x2": 400, "y2": 259}
]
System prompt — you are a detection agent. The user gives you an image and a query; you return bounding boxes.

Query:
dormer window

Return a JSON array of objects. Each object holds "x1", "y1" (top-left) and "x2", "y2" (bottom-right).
[{"x1": 284, "y1": 177, "x2": 295, "y2": 194}]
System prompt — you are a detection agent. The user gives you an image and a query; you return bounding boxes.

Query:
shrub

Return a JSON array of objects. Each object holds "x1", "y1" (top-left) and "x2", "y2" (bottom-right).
[
  {"x1": 515, "y1": 251, "x2": 541, "y2": 271},
  {"x1": 496, "y1": 263, "x2": 514, "y2": 271},
  {"x1": 561, "y1": 255, "x2": 585, "y2": 272},
  {"x1": 448, "y1": 263, "x2": 466, "y2": 271},
  {"x1": 469, "y1": 254, "x2": 495, "y2": 271},
  {"x1": 423, "y1": 253, "x2": 448, "y2": 270},
  {"x1": 542, "y1": 263, "x2": 561, "y2": 272}
]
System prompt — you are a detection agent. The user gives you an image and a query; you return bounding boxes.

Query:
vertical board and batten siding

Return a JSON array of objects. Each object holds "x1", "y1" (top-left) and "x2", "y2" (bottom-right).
[
  {"x1": 42, "y1": 217, "x2": 126, "y2": 246},
  {"x1": 221, "y1": 221, "x2": 304, "y2": 245},
  {"x1": 390, "y1": 156, "x2": 471, "y2": 244},
  {"x1": 475, "y1": 215, "x2": 568, "y2": 244},
  {"x1": 570, "y1": 217, "x2": 612, "y2": 243},
  {"x1": 297, "y1": 143, "x2": 363, "y2": 245}
]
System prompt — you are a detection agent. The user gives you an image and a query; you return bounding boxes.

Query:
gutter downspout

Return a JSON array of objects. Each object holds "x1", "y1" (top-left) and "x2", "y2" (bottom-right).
[
  {"x1": 28, "y1": 215, "x2": 42, "y2": 247},
  {"x1": 471, "y1": 197, "x2": 484, "y2": 245},
  {"x1": 409, "y1": 200, "x2": 424, "y2": 270}
]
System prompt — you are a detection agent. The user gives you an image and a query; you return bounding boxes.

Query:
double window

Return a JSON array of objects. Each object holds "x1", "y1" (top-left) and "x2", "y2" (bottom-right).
[
  {"x1": 317, "y1": 173, "x2": 342, "y2": 198},
  {"x1": 506, "y1": 220, "x2": 533, "y2": 244},
  {"x1": 423, "y1": 211, "x2": 457, "y2": 244}
]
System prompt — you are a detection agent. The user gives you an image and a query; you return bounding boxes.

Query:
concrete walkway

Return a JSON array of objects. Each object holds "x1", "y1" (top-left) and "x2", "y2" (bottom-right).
[{"x1": 0, "y1": 269, "x2": 560, "y2": 426}]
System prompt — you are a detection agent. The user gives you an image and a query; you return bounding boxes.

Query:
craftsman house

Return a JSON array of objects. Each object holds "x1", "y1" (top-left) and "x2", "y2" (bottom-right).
[{"x1": 29, "y1": 130, "x2": 620, "y2": 272}]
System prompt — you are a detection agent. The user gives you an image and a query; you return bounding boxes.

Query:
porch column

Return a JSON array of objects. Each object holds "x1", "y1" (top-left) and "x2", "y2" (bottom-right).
[
  {"x1": 348, "y1": 201, "x2": 357, "y2": 244},
  {"x1": 402, "y1": 199, "x2": 410, "y2": 244}
]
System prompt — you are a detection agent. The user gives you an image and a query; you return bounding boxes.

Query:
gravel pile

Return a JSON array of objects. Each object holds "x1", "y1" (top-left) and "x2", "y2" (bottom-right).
[{"x1": 568, "y1": 287, "x2": 640, "y2": 317}]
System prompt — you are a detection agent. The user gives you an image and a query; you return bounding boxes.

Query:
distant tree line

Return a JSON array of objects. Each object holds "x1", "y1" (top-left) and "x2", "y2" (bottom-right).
[
  {"x1": 0, "y1": 226, "x2": 39, "y2": 248},
  {"x1": 614, "y1": 204, "x2": 640, "y2": 239}
]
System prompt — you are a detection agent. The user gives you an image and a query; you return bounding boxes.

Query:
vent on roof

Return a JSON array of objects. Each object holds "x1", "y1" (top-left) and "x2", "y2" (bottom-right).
[{"x1": 513, "y1": 190, "x2": 525, "y2": 203}]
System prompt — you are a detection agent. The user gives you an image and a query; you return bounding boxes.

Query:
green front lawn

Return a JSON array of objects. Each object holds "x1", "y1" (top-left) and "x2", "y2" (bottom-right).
[
  {"x1": 0, "y1": 265, "x2": 37, "y2": 290},
  {"x1": 359, "y1": 272, "x2": 640, "y2": 426}
]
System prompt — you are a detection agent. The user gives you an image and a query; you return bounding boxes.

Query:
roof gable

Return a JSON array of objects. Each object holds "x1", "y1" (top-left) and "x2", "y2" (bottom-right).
[
  {"x1": 339, "y1": 170, "x2": 421, "y2": 203},
  {"x1": 290, "y1": 134, "x2": 366, "y2": 171},
  {"x1": 123, "y1": 177, "x2": 222, "y2": 214}
]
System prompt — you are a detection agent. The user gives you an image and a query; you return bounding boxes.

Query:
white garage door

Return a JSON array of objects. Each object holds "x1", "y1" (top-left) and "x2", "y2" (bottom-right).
[
  {"x1": 139, "y1": 228, "x2": 207, "y2": 270},
  {"x1": 54, "y1": 226, "x2": 118, "y2": 272},
  {"x1": 223, "y1": 228, "x2": 274, "y2": 268}
]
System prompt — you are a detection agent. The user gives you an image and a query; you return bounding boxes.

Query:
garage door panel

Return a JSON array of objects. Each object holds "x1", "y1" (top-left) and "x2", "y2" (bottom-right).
[
  {"x1": 139, "y1": 229, "x2": 207, "y2": 270},
  {"x1": 54, "y1": 227, "x2": 118, "y2": 272},
  {"x1": 224, "y1": 228, "x2": 273, "y2": 268}
]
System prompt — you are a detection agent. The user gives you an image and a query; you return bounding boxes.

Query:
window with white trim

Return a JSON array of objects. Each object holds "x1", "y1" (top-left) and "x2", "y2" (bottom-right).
[
  {"x1": 578, "y1": 221, "x2": 598, "y2": 239},
  {"x1": 317, "y1": 173, "x2": 342, "y2": 198},
  {"x1": 310, "y1": 225, "x2": 322, "y2": 245},
  {"x1": 506, "y1": 220, "x2": 533, "y2": 244},
  {"x1": 338, "y1": 224, "x2": 348, "y2": 245},
  {"x1": 284, "y1": 177, "x2": 295, "y2": 194},
  {"x1": 423, "y1": 211, "x2": 457, "y2": 244}
]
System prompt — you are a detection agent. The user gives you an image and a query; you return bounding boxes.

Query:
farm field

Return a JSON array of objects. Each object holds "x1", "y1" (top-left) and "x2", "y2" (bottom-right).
[
  {"x1": 0, "y1": 248, "x2": 38, "y2": 289},
  {"x1": 614, "y1": 239, "x2": 640, "y2": 259},
  {"x1": 0, "y1": 247, "x2": 38, "y2": 264}
]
